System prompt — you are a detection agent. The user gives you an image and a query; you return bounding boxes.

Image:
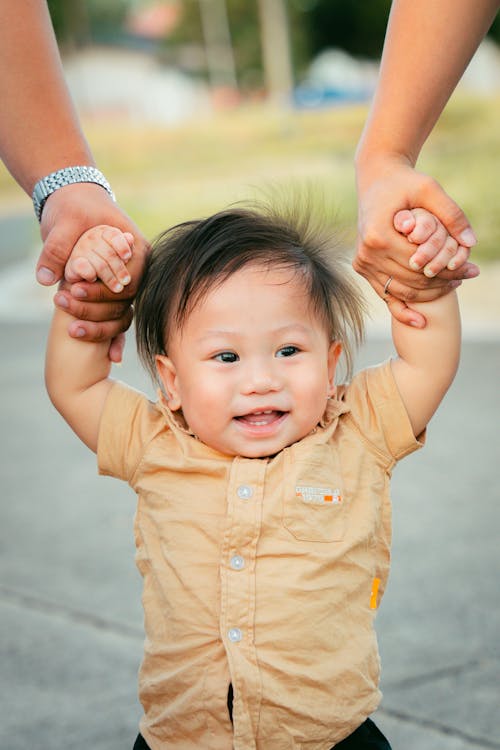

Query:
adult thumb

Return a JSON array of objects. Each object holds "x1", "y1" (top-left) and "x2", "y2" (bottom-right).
[
  {"x1": 419, "y1": 177, "x2": 476, "y2": 248},
  {"x1": 36, "y1": 220, "x2": 80, "y2": 285}
]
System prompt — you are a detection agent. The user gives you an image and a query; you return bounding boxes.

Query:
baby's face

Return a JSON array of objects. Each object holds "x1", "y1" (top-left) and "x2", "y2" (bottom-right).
[{"x1": 156, "y1": 264, "x2": 341, "y2": 458}]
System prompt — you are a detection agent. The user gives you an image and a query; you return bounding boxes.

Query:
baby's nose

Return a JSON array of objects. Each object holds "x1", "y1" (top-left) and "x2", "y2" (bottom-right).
[{"x1": 242, "y1": 361, "x2": 281, "y2": 394}]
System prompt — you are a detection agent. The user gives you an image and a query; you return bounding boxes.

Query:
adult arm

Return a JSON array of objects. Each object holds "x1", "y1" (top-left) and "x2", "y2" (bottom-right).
[
  {"x1": 354, "y1": 0, "x2": 499, "y2": 325},
  {"x1": 0, "y1": 0, "x2": 148, "y2": 355}
]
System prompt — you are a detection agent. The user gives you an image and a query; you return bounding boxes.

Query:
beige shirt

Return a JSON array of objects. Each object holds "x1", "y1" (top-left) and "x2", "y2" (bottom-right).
[{"x1": 98, "y1": 360, "x2": 423, "y2": 750}]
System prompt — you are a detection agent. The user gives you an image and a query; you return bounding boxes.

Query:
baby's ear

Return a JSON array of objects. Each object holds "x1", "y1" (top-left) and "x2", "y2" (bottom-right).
[
  {"x1": 155, "y1": 355, "x2": 181, "y2": 410},
  {"x1": 327, "y1": 341, "x2": 342, "y2": 396}
]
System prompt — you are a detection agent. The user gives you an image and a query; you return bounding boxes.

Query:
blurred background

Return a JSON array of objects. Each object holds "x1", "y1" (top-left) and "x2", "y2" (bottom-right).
[
  {"x1": 1, "y1": 0, "x2": 500, "y2": 323},
  {"x1": 1, "y1": 3, "x2": 499, "y2": 749},
  {"x1": 2, "y1": 0, "x2": 500, "y2": 256}
]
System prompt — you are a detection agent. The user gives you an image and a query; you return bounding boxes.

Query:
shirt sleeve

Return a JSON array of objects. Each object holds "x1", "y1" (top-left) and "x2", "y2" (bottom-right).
[
  {"x1": 97, "y1": 380, "x2": 165, "y2": 483},
  {"x1": 343, "y1": 360, "x2": 425, "y2": 464}
]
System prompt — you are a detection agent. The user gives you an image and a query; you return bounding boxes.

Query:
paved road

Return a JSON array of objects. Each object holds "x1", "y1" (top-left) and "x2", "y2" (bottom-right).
[
  {"x1": 0, "y1": 212, "x2": 39, "y2": 271},
  {"x1": 1, "y1": 318, "x2": 498, "y2": 750}
]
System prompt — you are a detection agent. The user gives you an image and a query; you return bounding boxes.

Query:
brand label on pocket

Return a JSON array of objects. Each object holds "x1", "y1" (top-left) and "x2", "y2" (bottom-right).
[{"x1": 295, "y1": 485, "x2": 342, "y2": 505}]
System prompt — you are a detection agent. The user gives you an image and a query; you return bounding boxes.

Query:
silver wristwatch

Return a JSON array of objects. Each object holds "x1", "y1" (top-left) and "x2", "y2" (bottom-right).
[{"x1": 32, "y1": 166, "x2": 115, "y2": 221}]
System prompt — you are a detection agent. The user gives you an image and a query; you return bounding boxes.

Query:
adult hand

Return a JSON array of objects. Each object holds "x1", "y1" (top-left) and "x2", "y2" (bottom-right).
[
  {"x1": 39, "y1": 182, "x2": 149, "y2": 360},
  {"x1": 354, "y1": 155, "x2": 479, "y2": 327}
]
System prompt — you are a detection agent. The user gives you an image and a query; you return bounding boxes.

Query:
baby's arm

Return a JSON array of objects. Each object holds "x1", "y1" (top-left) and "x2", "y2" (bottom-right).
[
  {"x1": 46, "y1": 226, "x2": 134, "y2": 452},
  {"x1": 389, "y1": 209, "x2": 462, "y2": 437}
]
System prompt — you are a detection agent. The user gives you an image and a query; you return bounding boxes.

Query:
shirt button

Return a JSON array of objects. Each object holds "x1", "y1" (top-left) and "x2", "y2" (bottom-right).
[
  {"x1": 228, "y1": 627, "x2": 243, "y2": 643},
  {"x1": 237, "y1": 484, "x2": 253, "y2": 500},
  {"x1": 230, "y1": 555, "x2": 245, "y2": 571}
]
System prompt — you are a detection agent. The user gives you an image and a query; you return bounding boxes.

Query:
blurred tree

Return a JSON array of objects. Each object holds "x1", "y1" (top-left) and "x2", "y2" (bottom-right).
[
  {"x1": 488, "y1": 11, "x2": 500, "y2": 43},
  {"x1": 305, "y1": 1, "x2": 499, "y2": 59},
  {"x1": 198, "y1": 0, "x2": 238, "y2": 88},
  {"x1": 257, "y1": 0, "x2": 294, "y2": 102},
  {"x1": 47, "y1": 0, "x2": 131, "y2": 47},
  {"x1": 169, "y1": 0, "x2": 309, "y2": 91},
  {"x1": 302, "y1": 0, "x2": 392, "y2": 59}
]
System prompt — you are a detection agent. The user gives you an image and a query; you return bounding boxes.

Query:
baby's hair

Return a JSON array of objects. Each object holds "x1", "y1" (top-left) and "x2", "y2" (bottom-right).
[{"x1": 135, "y1": 199, "x2": 365, "y2": 383}]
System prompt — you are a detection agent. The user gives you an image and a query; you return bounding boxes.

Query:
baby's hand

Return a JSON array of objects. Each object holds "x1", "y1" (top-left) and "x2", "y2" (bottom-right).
[
  {"x1": 394, "y1": 208, "x2": 471, "y2": 278},
  {"x1": 65, "y1": 225, "x2": 134, "y2": 294}
]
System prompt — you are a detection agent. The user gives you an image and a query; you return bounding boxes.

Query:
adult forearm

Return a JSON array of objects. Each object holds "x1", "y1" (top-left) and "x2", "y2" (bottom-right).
[
  {"x1": 0, "y1": 0, "x2": 94, "y2": 195},
  {"x1": 356, "y1": 0, "x2": 500, "y2": 170}
]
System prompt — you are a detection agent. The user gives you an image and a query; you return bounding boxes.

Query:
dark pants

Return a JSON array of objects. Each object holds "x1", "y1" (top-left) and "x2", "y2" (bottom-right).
[{"x1": 134, "y1": 716, "x2": 391, "y2": 749}]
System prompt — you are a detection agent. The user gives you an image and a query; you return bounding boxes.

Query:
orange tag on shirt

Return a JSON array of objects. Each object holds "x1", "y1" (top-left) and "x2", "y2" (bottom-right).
[{"x1": 370, "y1": 578, "x2": 381, "y2": 609}]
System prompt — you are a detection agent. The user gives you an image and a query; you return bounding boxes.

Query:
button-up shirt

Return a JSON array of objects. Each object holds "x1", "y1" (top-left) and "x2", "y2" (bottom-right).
[{"x1": 98, "y1": 360, "x2": 423, "y2": 750}]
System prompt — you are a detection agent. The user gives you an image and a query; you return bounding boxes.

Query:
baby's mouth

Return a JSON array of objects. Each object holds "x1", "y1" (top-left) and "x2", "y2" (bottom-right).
[{"x1": 235, "y1": 410, "x2": 284, "y2": 426}]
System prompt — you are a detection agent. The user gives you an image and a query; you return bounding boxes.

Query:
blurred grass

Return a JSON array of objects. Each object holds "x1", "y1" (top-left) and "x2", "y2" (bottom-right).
[{"x1": 1, "y1": 93, "x2": 499, "y2": 261}]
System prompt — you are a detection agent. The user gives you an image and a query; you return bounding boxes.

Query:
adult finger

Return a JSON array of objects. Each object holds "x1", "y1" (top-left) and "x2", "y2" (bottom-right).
[
  {"x1": 418, "y1": 175, "x2": 477, "y2": 248},
  {"x1": 384, "y1": 294, "x2": 427, "y2": 328},
  {"x1": 108, "y1": 333, "x2": 126, "y2": 364},
  {"x1": 67, "y1": 307, "x2": 134, "y2": 342},
  {"x1": 377, "y1": 281, "x2": 461, "y2": 328},
  {"x1": 447, "y1": 245, "x2": 472, "y2": 271},
  {"x1": 382, "y1": 276, "x2": 460, "y2": 305},
  {"x1": 434, "y1": 261, "x2": 480, "y2": 281},
  {"x1": 36, "y1": 218, "x2": 81, "y2": 285},
  {"x1": 54, "y1": 290, "x2": 131, "y2": 322},
  {"x1": 69, "y1": 279, "x2": 134, "y2": 303}
]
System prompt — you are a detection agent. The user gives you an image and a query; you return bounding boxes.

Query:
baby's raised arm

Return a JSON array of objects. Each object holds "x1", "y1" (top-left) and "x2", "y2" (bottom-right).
[
  {"x1": 388, "y1": 208, "x2": 463, "y2": 437},
  {"x1": 46, "y1": 226, "x2": 134, "y2": 453}
]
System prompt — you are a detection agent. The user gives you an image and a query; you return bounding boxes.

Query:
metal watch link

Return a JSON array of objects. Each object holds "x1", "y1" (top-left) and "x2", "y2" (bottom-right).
[{"x1": 32, "y1": 166, "x2": 115, "y2": 221}]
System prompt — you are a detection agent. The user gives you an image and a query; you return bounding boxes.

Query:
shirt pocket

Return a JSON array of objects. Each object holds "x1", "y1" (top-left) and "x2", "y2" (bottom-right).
[{"x1": 282, "y1": 443, "x2": 347, "y2": 542}]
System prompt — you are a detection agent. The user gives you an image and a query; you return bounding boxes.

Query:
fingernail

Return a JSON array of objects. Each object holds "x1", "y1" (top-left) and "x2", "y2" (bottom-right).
[
  {"x1": 54, "y1": 293, "x2": 68, "y2": 308},
  {"x1": 74, "y1": 327, "x2": 86, "y2": 337},
  {"x1": 123, "y1": 251, "x2": 132, "y2": 261},
  {"x1": 409, "y1": 260, "x2": 421, "y2": 271},
  {"x1": 409, "y1": 319, "x2": 423, "y2": 328},
  {"x1": 448, "y1": 260, "x2": 456, "y2": 270},
  {"x1": 424, "y1": 267, "x2": 436, "y2": 278},
  {"x1": 114, "y1": 283, "x2": 124, "y2": 293},
  {"x1": 72, "y1": 287, "x2": 87, "y2": 299},
  {"x1": 459, "y1": 229, "x2": 477, "y2": 247},
  {"x1": 121, "y1": 274, "x2": 131, "y2": 285},
  {"x1": 402, "y1": 219, "x2": 413, "y2": 231},
  {"x1": 464, "y1": 267, "x2": 480, "y2": 278},
  {"x1": 37, "y1": 267, "x2": 55, "y2": 284}
]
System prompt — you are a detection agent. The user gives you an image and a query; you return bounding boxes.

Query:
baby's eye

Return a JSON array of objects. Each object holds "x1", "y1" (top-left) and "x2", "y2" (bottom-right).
[
  {"x1": 214, "y1": 351, "x2": 239, "y2": 363},
  {"x1": 276, "y1": 345, "x2": 299, "y2": 358}
]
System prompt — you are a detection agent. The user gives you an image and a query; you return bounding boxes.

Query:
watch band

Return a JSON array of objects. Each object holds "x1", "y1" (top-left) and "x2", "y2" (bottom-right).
[{"x1": 32, "y1": 166, "x2": 115, "y2": 221}]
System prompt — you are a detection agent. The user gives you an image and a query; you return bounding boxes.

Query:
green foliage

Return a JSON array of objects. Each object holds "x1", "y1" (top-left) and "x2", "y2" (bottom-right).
[
  {"x1": 165, "y1": 0, "x2": 395, "y2": 88},
  {"x1": 169, "y1": 0, "x2": 311, "y2": 89},
  {"x1": 488, "y1": 12, "x2": 500, "y2": 44},
  {"x1": 47, "y1": 0, "x2": 131, "y2": 46},
  {"x1": 302, "y1": 0, "x2": 392, "y2": 59}
]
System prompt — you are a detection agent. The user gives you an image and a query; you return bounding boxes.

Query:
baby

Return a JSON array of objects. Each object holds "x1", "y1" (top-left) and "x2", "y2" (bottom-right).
[{"x1": 46, "y1": 201, "x2": 462, "y2": 750}]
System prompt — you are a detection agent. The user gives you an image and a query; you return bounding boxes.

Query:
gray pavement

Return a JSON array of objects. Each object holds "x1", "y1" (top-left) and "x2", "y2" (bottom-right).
[{"x1": 1, "y1": 319, "x2": 499, "y2": 750}]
